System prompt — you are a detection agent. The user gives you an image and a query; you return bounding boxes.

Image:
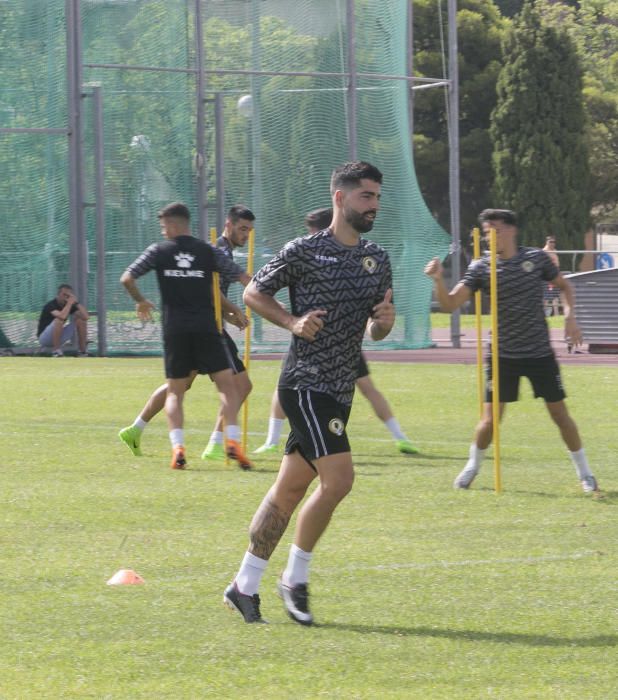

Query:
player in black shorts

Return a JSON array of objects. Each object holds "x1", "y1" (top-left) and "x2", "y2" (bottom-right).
[
  {"x1": 118, "y1": 205, "x2": 253, "y2": 468},
  {"x1": 425, "y1": 208, "x2": 600, "y2": 495},
  {"x1": 223, "y1": 162, "x2": 395, "y2": 625},
  {"x1": 202, "y1": 205, "x2": 255, "y2": 462},
  {"x1": 254, "y1": 208, "x2": 418, "y2": 456},
  {"x1": 120, "y1": 202, "x2": 253, "y2": 470}
]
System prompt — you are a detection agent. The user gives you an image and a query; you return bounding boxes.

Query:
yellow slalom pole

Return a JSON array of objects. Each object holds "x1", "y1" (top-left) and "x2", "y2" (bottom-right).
[
  {"x1": 472, "y1": 228, "x2": 484, "y2": 419},
  {"x1": 489, "y1": 226, "x2": 502, "y2": 493},
  {"x1": 210, "y1": 227, "x2": 228, "y2": 465},
  {"x1": 241, "y1": 227, "x2": 255, "y2": 455}
]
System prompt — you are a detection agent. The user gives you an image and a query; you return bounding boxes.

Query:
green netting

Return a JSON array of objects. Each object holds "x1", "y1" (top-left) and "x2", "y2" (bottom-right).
[{"x1": 0, "y1": 0, "x2": 449, "y2": 355}]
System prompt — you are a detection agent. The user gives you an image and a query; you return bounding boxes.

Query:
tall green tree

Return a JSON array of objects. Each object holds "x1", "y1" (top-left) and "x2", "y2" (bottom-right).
[
  {"x1": 412, "y1": 0, "x2": 505, "y2": 234},
  {"x1": 538, "y1": 0, "x2": 618, "y2": 220},
  {"x1": 491, "y1": 1, "x2": 590, "y2": 247}
]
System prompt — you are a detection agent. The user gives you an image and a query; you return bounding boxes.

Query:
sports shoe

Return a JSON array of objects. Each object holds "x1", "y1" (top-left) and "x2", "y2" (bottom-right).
[
  {"x1": 453, "y1": 464, "x2": 478, "y2": 489},
  {"x1": 226, "y1": 439, "x2": 253, "y2": 470},
  {"x1": 118, "y1": 425, "x2": 142, "y2": 456},
  {"x1": 396, "y1": 439, "x2": 419, "y2": 455},
  {"x1": 51, "y1": 349, "x2": 64, "y2": 357},
  {"x1": 581, "y1": 475, "x2": 600, "y2": 494},
  {"x1": 253, "y1": 443, "x2": 279, "y2": 455},
  {"x1": 170, "y1": 446, "x2": 187, "y2": 470},
  {"x1": 277, "y1": 579, "x2": 313, "y2": 626},
  {"x1": 201, "y1": 442, "x2": 225, "y2": 461},
  {"x1": 223, "y1": 582, "x2": 267, "y2": 624},
  {"x1": 77, "y1": 351, "x2": 89, "y2": 358}
]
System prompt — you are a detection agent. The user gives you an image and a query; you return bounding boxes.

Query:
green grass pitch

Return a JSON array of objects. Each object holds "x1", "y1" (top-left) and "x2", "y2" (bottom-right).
[{"x1": 0, "y1": 357, "x2": 615, "y2": 699}]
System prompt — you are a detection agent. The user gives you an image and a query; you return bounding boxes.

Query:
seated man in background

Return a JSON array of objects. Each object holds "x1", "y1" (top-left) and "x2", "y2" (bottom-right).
[{"x1": 37, "y1": 284, "x2": 89, "y2": 357}]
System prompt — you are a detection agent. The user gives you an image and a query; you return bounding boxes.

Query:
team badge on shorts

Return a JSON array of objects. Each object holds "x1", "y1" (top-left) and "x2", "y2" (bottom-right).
[
  {"x1": 328, "y1": 418, "x2": 345, "y2": 436},
  {"x1": 521, "y1": 260, "x2": 534, "y2": 273},
  {"x1": 362, "y1": 256, "x2": 377, "y2": 273}
]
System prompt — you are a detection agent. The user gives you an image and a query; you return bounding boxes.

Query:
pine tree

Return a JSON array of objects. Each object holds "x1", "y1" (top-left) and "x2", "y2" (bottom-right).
[{"x1": 490, "y1": 1, "x2": 591, "y2": 247}]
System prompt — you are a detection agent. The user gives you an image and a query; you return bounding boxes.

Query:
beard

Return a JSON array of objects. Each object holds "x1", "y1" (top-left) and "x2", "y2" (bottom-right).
[{"x1": 343, "y1": 206, "x2": 376, "y2": 234}]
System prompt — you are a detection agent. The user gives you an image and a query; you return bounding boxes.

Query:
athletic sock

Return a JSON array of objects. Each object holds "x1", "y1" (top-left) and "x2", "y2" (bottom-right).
[
  {"x1": 385, "y1": 417, "x2": 407, "y2": 441},
  {"x1": 209, "y1": 430, "x2": 224, "y2": 445},
  {"x1": 169, "y1": 429, "x2": 184, "y2": 448},
  {"x1": 467, "y1": 443, "x2": 486, "y2": 470},
  {"x1": 227, "y1": 424, "x2": 241, "y2": 443},
  {"x1": 235, "y1": 551, "x2": 268, "y2": 596},
  {"x1": 569, "y1": 447, "x2": 592, "y2": 479},
  {"x1": 282, "y1": 544, "x2": 313, "y2": 587},
  {"x1": 265, "y1": 417, "x2": 285, "y2": 446},
  {"x1": 133, "y1": 417, "x2": 147, "y2": 431}
]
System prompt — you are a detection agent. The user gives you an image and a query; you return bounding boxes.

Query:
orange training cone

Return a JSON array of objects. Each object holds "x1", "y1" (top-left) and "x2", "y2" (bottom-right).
[{"x1": 106, "y1": 569, "x2": 145, "y2": 585}]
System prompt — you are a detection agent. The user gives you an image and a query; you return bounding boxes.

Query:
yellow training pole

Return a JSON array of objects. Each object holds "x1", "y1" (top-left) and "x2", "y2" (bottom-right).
[
  {"x1": 241, "y1": 227, "x2": 255, "y2": 454},
  {"x1": 472, "y1": 228, "x2": 484, "y2": 418},
  {"x1": 210, "y1": 227, "x2": 228, "y2": 464},
  {"x1": 489, "y1": 226, "x2": 502, "y2": 493}
]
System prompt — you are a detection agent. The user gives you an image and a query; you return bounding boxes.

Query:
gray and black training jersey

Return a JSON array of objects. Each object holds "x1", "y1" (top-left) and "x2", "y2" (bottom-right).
[
  {"x1": 253, "y1": 228, "x2": 392, "y2": 406},
  {"x1": 125, "y1": 235, "x2": 242, "y2": 334},
  {"x1": 462, "y1": 246, "x2": 559, "y2": 358},
  {"x1": 215, "y1": 235, "x2": 238, "y2": 297}
]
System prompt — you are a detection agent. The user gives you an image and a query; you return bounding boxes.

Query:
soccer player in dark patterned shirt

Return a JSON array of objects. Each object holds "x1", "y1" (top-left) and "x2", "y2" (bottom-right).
[
  {"x1": 425, "y1": 208, "x2": 600, "y2": 495},
  {"x1": 223, "y1": 161, "x2": 395, "y2": 624},
  {"x1": 201, "y1": 205, "x2": 255, "y2": 463},
  {"x1": 120, "y1": 202, "x2": 252, "y2": 470}
]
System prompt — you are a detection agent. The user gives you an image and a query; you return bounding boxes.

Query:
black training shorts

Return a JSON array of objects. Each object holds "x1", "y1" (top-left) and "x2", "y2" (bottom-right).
[
  {"x1": 164, "y1": 330, "x2": 232, "y2": 379},
  {"x1": 485, "y1": 354, "x2": 566, "y2": 404},
  {"x1": 357, "y1": 353, "x2": 369, "y2": 379},
  {"x1": 279, "y1": 387, "x2": 352, "y2": 468},
  {"x1": 222, "y1": 329, "x2": 245, "y2": 373}
]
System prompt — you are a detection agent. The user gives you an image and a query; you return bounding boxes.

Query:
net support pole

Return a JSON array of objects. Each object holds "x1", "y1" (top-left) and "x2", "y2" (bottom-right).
[
  {"x1": 345, "y1": 0, "x2": 358, "y2": 160},
  {"x1": 91, "y1": 84, "x2": 107, "y2": 357},
  {"x1": 214, "y1": 92, "x2": 225, "y2": 236},
  {"x1": 195, "y1": 0, "x2": 208, "y2": 241},
  {"x1": 66, "y1": 0, "x2": 88, "y2": 306},
  {"x1": 489, "y1": 227, "x2": 502, "y2": 493},
  {"x1": 447, "y1": 0, "x2": 461, "y2": 348}
]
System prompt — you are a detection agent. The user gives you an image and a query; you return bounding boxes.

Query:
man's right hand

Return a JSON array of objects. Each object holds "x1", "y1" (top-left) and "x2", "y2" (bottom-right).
[
  {"x1": 289, "y1": 309, "x2": 327, "y2": 341},
  {"x1": 136, "y1": 299, "x2": 155, "y2": 322},
  {"x1": 424, "y1": 257, "x2": 443, "y2": 280}
]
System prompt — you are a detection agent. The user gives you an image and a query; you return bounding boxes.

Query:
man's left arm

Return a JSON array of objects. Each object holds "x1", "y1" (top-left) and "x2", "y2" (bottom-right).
[
  {"x1": 74, "y1": 302, "x2": 89, "y2": 321},
  {"x1": 551, "y1": 273, "x2": 583, "y2": 346}
]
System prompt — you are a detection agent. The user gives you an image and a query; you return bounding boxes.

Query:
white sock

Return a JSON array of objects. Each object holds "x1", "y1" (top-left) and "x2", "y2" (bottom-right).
[
  {"x1": 235, "y1": 551, "x2": 268, "y2": 596},
  {"x1": 209, "y1": 430, "x2": 224, "y2": 445},
  {"x1": 569, "y1": 447, "x2": 592, "y2": 479},
  {"x1": 265, "y1": 417, "x2": 285, "y2": 446},
  {"x1": 169, "y1": 429, "x2": 184, "y2": 448},
  {"x1": 466, "y1": 443, "x2": 486, "y2": 470},
  {"x1": 133, "y1": 417, "x2": 147, "y2": 431},
  {"x1": 227, "y1": 424, "x2": 241, "y2": 442},
  {"x1": 385, "y1": 417, "x2": 407, "y2": 441},
  {"x1": 282, "y1": 544, "x2": 313, "y2": 587}
]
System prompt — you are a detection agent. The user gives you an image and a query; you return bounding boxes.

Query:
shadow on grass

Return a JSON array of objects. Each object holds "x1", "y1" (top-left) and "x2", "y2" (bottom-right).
[{"x1": 317, "y1": 622, "x2": 617, "y2": 647}]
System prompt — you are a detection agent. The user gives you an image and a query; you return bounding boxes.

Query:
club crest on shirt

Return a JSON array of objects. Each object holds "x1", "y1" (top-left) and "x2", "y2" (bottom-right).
[
  {"x1": 521, "y1": 260, "x2": 534, "y2": 273},
  {"x1": 328, "y1": 418, "x2": 345, "y2": 436},
  {"x1": 175, "y1": 253, "x2": 195, "y2": 269},
  {"x1": 362, "y1": 256, "x2": 377, "y2": 273}
]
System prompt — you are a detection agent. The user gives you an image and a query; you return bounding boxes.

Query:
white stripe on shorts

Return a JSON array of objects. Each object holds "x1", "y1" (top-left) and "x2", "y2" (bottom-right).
[{"x1": 297, "y1": 389, "x2": 328, "y2": 457}]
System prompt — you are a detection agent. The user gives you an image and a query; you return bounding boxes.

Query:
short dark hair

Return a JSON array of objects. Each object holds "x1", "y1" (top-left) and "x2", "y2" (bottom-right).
[
  {"x1": 304, "y1": 207, "x2": 333, "y2": 232},
  {"x1": 478, "y1": 208, "x2": 517, "y2": 226},
  {"x1": 57, "y1": 283, "x2": 73, "y2": 293},
  {"x1": 158, "y1": 202, "x2": 191, "y2": 221},
  {"x1": 330, "y1": 161, "x2": 383, "y2": 194},
  {"x1": 227, "y1": 204, "x2": 255, "y2": 224}
]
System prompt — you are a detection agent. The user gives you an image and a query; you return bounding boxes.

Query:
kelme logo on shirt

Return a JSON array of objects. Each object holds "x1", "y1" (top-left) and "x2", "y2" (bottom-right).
[
  {"x1": 328, "y1": 418, "x2": 345, "y2": 436},
  {"x1": 521, "y1": 260, "x2": 534, "y2": 273},
  {"x1": 362, "y1": 256, "x2": 377, "y2": 273},
  {"x1": 175, "y1": 253, "x2": 195, "y2": 269}
]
